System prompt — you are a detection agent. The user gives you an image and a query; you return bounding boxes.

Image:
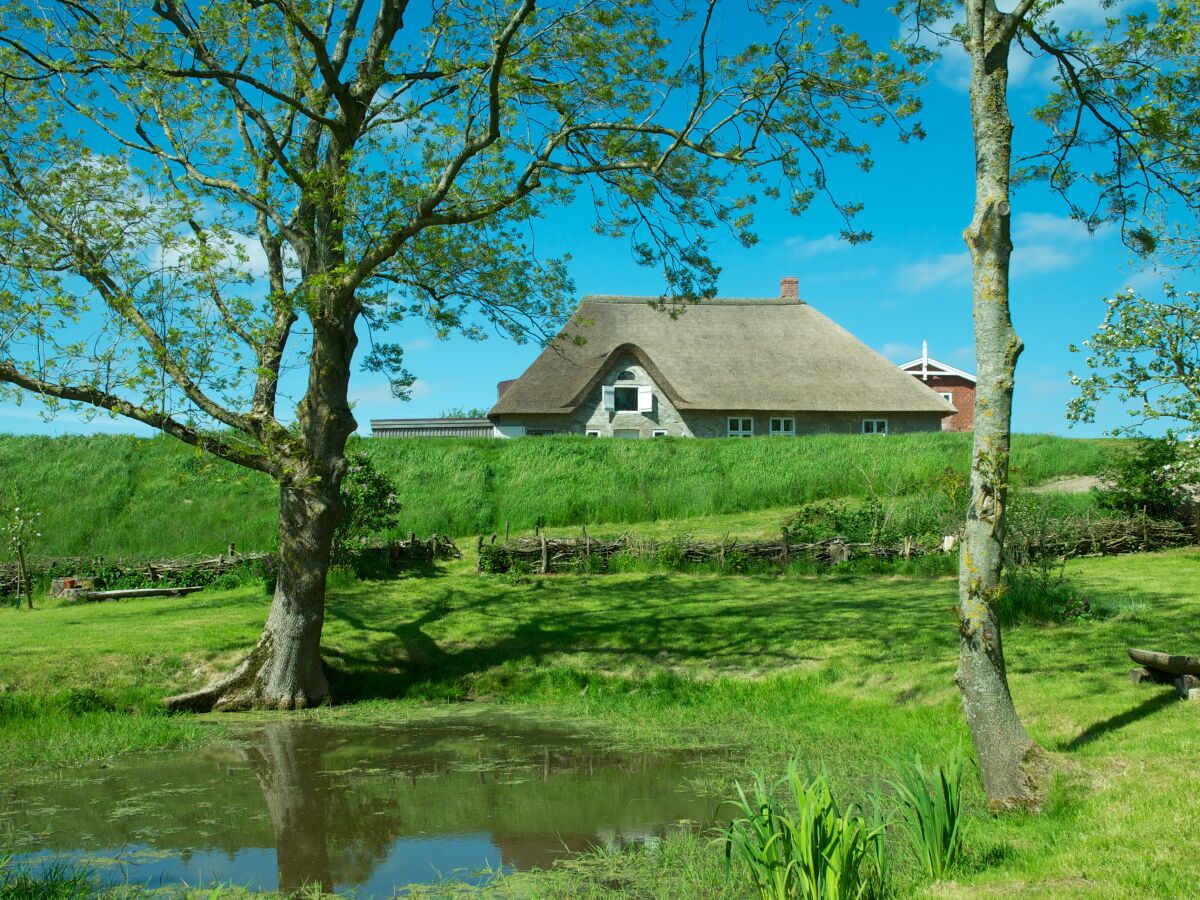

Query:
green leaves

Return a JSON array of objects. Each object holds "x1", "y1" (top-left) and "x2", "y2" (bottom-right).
[
  {"x1": 722, "y1": 761, "x2": 888, "y2": 899},
  {"x1": 887, "y1": 753, "x2": 965, "y2": 882},
  {"x1": 1067, "y1": 283, "x2": 1200, "y2": 436}
]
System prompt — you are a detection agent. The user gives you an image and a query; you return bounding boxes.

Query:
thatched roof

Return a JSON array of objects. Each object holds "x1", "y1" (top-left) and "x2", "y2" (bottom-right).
[{"x1": 489, "y1": 295, "x2": 955, "y2": 416}]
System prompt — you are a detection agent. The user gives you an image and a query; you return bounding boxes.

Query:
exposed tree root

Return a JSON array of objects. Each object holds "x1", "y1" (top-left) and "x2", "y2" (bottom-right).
[
  {"x1": 987, "y1": 743, "x2": 1052, "y2": 814},
  {"x1": 163, "y1": 633, "x2": 331, "y2": 712}
]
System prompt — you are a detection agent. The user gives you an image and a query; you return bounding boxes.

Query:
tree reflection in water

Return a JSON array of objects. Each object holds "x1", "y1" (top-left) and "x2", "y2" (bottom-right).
[
  {"x1": 3, "y1": 717, "x2": 719, "y2": 894},
  {"x1": 245, "y1": 723, "x2": 334, "y2": 892}
]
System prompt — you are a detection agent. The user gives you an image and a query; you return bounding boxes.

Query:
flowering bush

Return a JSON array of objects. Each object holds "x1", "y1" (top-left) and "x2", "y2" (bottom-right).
[
  {"x1": 332, "y1": 452, "x2": 401, "y2": 565},
  {"x1": 2, "y1": 498, "x2": 41, "y2": 607},
  {"x1": 1096, "y1": 436, "x2": 1197, "y2": 519}
]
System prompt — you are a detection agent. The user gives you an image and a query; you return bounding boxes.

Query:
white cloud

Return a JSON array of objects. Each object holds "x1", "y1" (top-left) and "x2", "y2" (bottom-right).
[
  {"x1": 1114, "y1": 267, "x2": 1172, "y2": 297},
  {"x1": 404, "y1": 338, "x2": 432, "y2": 352},
  {"x1": 786, "y1": 234, "x2": 852, "y2": 259},
  {"x1": 153, "y1": 230, "x2": 271, "y2": 281},
  {"x1": 918, "y1": 2, "x2": 1121, "y2": 90},
  {"x1": 900, "y1": 252, "x2": 972, "y2": 291},
  {"x1": 880, "y1": 341, "x2": 919, "y2": 362},
  {"x1": 1038, "y1": 0, "x2": 1118, "y2": 30},
  {"x1": 348, "y1": 378, "x2": 434, "y2": 408},
  {"x1": 1011, "y1": 211, "x2": 1108, "y2": 276},
  {"x1": 948, "y1": 345, "x2": 975, "y2": 365},
  {"x1": 1014, "y1": 244, "x2": 1075, "y2": 273},
  {"x1": 898, "y1": 213, "x2": 1100, "y2": 289}
]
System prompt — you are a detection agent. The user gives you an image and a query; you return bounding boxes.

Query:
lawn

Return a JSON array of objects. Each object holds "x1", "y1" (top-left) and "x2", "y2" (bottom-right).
[{"x1": 2, "y1": 548, "x2": 1198, "y2": 897}]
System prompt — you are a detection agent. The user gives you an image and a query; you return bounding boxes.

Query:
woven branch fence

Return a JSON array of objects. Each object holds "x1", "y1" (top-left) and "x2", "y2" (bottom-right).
[
  {"x1": 477, "y1": 530, "x2": 933, "y2": 575},
  {"x1": 1004, "y1": 515, "x2": 1193, "y2": 566},
  {"x1": 478, "y1": 513, "x2": 1196, "y2": 576},
  {"x1": 0, "y1": 533, "x2": 460, "y2": 597}
]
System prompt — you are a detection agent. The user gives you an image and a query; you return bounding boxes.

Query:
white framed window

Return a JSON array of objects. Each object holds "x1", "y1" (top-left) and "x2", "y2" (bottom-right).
[
  {"x1": 939, "y1": 392, "x2": 954, "y2": 405},
  {"x1": 769, "y1": 417, "x2": 795, "y2": 436},
  {"x1": 613, "y1": 385, "x2": 639, "y2": 411},
  {"x1": 613, "y1": 428, "x2": 641, "y2": 439},
  {"x1": 585, "y1": 430, "x2": 600, "y2": 437},
  {"x1": 652, "y1": 429, "x2": 668, "y2": 437},
  {"x1": 861, "y1": 419, "x2": 888, "y2": 435},
  {"x1": 727, "y1": 417, "x2": 754, "y2": 437}
]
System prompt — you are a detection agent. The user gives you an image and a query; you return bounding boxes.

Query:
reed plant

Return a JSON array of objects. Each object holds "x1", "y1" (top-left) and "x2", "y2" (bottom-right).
[
  {"x1": 888, "y1": 753, "x2": 965, "y2": 881},
  {"x1": 722, "y1": 761, "x2": 888, "y2": 900}
]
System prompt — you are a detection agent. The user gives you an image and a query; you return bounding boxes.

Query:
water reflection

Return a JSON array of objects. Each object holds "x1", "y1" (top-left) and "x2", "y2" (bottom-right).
[{"x1": 2, "y1": 716, "x2": 717, "y2": 894}]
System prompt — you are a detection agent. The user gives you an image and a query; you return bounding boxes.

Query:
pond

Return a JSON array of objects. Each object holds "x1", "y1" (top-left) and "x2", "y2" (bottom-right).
[{"x1": 1, "y1": 715, "x2": 721, "y2": 895}]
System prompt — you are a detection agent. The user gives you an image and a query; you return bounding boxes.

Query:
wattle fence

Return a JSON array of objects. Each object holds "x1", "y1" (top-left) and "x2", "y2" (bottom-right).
[
  {"x1": 1, "y1": 534, "x2": 460, "y2": 599},
  {"x1": 477, "y1": 513, "x2": 1195, "y2": 576}
]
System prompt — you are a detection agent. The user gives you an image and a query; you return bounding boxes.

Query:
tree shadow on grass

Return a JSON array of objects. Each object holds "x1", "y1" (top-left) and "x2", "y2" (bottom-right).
[
  {"x1": 1058, "y1": 690, "x2": 1178, "y2": 752},
  {"x1": 321, "y1": 574, "x2": 957, "y2": 702}
]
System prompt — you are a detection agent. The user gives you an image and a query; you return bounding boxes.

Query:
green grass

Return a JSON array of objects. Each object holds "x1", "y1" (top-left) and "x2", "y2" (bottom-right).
[
  {"x1": 2, "y1": 548, "x2": 1199, "y2": 896},
  {"x1": 0, "y1": 432, "x2": 1111, "y2": 559}
]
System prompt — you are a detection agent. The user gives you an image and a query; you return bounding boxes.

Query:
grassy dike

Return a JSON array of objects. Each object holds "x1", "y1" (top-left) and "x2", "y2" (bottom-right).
[
  {"x1": 0, "y1": 432, "x2": 1109, "y2": 558},
  {"x1": 3, "y1": 547, "x2": 1199, "y2": 897}
]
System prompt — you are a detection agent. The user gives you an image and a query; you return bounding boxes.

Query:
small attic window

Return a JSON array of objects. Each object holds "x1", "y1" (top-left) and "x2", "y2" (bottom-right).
[
  {"x1": 614, "y1": 386, "x2": 639, "y2": 411},
  {"x1": 617, "y1": 371, "x2": 635, "y2": 381}
]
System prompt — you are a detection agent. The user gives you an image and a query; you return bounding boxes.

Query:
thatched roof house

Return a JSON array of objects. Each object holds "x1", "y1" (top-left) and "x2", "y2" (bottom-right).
[{"x1": 488, "y1": 278, "x2": 955, "y2": 438}]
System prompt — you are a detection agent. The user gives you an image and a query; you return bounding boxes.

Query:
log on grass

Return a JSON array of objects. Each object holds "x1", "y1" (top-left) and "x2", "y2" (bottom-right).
[
  {"x1": 1127, "y1": 648, "x2": 1200, "y2": 678},
  {"x1": 80, "y1": 586, "x2": 205, "y2": 602}
]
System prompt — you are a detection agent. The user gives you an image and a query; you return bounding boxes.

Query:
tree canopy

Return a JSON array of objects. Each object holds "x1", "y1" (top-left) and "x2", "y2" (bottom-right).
[
  {"x1": 0, "y1": 0, "x2": 926, "y2": 471},
  {"x1": 1068, "y1": 283, "x2": 1200, "y2": 435}
]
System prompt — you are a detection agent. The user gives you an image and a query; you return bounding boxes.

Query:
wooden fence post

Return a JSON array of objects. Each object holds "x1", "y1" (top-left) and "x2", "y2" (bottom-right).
[
  {"x1": 227, "y1": 541, "x2": 236, "y2": 559},
  {"x1": 540, "y1": 534, "x2": 549, "y2": 575},
  {"x1": 408, "y1": 531, "x2": 416, "y2": 548},
  {"x1": 505, "y1": 521, "x2": 510, "y2": 543},
  {"x1": 490, "y1": 532, "x2": 497, "y2": 545},
  {"x1": 475, "y1": 535, "x2": 484, "y2": 573},
  {"x1": 780, "y1": 528, "x2": 789, "y2": 570}
]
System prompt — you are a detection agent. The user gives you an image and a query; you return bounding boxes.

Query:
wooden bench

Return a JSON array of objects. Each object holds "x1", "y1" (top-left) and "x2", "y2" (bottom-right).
[{"x1": 1128, "y1": 648, "x2": 1200, "y2": 701}]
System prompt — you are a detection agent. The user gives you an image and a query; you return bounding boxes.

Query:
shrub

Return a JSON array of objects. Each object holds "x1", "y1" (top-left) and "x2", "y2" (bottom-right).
[
  {"x1": 333, "y1": 451, "x2": 401, "y2": 565},
  {"x1": 723, "y1": 761, "x2": 888, "y2": 900},
  {"x1": 1000, "y1": 565, "x2": 1093, "y2": 626},
  {"x1": 1096, "y1": 436, "x2": 1196, "y2": 519},
  {"x1": 889, "y1": 754, "x2": 965, "y2": 882}
]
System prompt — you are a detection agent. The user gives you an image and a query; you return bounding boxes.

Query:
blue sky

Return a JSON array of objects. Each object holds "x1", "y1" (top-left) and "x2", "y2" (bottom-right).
[{"x1": 1, "y1": 0, "x2": 1189, "y2": 439}]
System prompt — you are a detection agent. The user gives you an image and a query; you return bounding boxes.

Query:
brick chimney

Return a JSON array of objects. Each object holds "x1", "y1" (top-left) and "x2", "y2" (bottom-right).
[{"x1": 779, "y1": 276, "x2": 799, "y2": 301}]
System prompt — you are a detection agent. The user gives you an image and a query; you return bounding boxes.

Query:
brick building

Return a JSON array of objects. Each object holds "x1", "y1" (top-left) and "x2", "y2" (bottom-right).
[{"x1": 898, "y1": 342, "x2": 976, "y2": 431}]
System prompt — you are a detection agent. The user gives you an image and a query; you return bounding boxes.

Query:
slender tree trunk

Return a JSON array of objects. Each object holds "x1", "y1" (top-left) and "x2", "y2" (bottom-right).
[
  {"x1": 165, "y1": 307, "x2": 358, "y2": 712},
  {"x1": 957, "y1": 0, "x2": 1047, "y2": 810},
  {"x1": 17, "y1": 540, "x2": 31, "y2": 609}
]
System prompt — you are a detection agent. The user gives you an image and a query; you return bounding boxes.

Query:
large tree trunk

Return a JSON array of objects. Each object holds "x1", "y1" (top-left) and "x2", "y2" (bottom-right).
[
  {"x1": 957, "y1": 1, "x2": 1048, "y2": 810},
  {"x1": 165, "y1": 310, "x2": 358, "y2": 712}
]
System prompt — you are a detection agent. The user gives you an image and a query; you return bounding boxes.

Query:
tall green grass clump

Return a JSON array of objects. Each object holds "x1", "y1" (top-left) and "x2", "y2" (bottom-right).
[
  {"x1": 889, "y1": 754, "x2": 965, "y2": 881},
  {"x1": 723, "y1": 761, "x2": 888, "y2": 900},
  {"x1": 0, "y1": 854, "x2": 103, "y2": 899}
]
